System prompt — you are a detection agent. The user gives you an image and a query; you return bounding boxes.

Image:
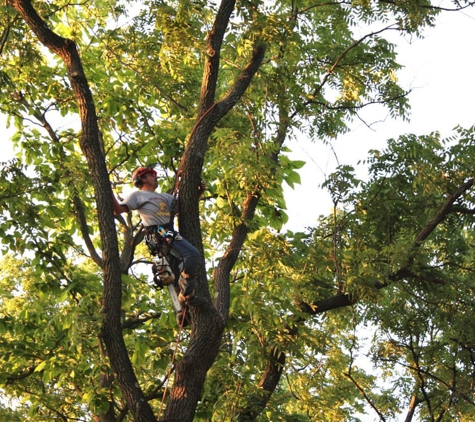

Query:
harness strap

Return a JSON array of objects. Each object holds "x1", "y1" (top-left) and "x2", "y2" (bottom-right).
[{"x1": 144, "y1": 224, "x2": 175, "y2": 256}]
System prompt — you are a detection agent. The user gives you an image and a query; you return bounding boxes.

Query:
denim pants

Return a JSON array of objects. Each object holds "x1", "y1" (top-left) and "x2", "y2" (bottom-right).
[{"x1": 170, "y1": 235, "x2": 200, "y2": 277}]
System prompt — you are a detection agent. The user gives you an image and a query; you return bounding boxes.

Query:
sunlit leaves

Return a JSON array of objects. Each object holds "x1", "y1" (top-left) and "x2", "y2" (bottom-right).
[
  {"x1": 0, "y1": 253, "x2": 104, "y2": 419},
  {"x1": 2, "y1": 0, "x2": 475, "y2": 420}
]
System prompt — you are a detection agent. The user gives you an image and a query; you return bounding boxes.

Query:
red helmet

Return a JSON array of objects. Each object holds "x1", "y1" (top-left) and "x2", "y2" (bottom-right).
[{"x1": 132, "y1": 167, "x2": 157, "y2": 187}]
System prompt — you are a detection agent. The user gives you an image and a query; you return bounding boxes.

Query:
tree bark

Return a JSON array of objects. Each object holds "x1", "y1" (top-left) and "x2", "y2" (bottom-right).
[
  {"x1": 404, "y1": 390, "x2": 421, "y2": 422},
  {"x1": 236, "y1": 346, "x2": 286, "y2": 421}
]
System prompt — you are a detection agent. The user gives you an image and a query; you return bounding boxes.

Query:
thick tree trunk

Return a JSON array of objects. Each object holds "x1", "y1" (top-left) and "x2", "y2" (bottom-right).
[{"x1": 160, "y1": 5, "x2": 266, "y2": 418}]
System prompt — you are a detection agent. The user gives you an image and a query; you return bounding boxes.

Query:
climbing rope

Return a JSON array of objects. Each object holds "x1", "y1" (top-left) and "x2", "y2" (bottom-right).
[
  {"x1": 158, "y1": 306, "x2": 188, "y2": 419},
  {"x1": 157, "y1": 103, "x2": 216, "y2": 419}
]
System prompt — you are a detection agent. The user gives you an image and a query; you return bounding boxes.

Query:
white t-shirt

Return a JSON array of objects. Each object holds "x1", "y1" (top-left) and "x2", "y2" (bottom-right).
[{"x1": 121, "y1": 190, "x2": 176, "y2": 227}]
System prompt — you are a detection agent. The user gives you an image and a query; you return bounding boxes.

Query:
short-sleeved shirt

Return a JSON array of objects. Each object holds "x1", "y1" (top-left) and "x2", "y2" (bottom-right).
[{"x1": 121, "y1": 190, "x2": 176, "y2": 227}]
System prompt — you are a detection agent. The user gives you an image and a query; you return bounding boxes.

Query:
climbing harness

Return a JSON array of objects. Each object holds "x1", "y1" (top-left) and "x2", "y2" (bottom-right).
[{"x1": 144, "y1": 224, "x2": 176, "y2": 258}]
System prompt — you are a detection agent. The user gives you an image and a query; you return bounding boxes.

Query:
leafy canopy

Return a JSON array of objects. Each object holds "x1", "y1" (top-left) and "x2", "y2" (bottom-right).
[{"x1": 1, "y1": 0, "x2": 475, "y2": 421}]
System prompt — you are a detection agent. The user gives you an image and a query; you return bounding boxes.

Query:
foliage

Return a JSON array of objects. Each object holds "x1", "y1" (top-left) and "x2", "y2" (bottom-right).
[{"x1": 1, "y1": 0, "x2": 475, "y2": 421}]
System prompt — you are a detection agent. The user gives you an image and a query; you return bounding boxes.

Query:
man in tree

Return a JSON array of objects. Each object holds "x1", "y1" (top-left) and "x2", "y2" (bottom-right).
[{"x1": 112, "y1": 167, "x2": 206, "y2": 322}]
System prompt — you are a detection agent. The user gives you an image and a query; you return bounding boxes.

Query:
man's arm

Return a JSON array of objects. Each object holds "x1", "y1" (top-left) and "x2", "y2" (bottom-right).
[{"x1": 112, "y1": 192, "x2": 129, "y2": 215}]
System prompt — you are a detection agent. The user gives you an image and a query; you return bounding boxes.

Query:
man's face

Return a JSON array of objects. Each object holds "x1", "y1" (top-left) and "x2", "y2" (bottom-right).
[{"x1": 142, "y1": 172, "x2": 158, "y2": 190}]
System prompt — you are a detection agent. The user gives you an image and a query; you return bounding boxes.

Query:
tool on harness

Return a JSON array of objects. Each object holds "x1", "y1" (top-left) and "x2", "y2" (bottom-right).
[
  {"x1": 157, "y1": 227, "x2": 175, "y2": 245},
  {"x1": 145, "y1": 224, "x2": 193, "y2": 325},
  {"x1": 144, "y1": 225, "x2": 176, "y2": 256},
  {"x1": 151, "y1": 256, "x2": 175, "y2": 288},
  {"x1": 151, "y1": 252, "x2": 189, "y2": 326},
  {"x1": 153, "y1": 256, "x2": 191, "y2": 327},
  {"x1": 144, "y1": 225, "x2": 181, "y2": 290}
]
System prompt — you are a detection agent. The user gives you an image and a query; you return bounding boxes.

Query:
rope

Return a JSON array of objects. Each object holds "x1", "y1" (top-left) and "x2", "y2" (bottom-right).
[
  {"x1": 158, "y1": 104, "x2": 215, "y2": 416},
  {"x1": 172, "y1": 102, "x2": 217, "y2": 200},
  {"x1": 158, "y1": 102, "x2": 207, "y2": 407},
  {"x1": 158, "y1": 306, "x2": 188, "y2": 419}
]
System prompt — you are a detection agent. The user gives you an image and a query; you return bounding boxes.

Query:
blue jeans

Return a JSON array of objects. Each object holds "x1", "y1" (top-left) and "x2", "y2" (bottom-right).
[
  {"x1": 144, "y1": 225, "x2": 200, "y2": 297},
  {"x1": 171, "y1": 235, "x2": 200, "y2": 298},
  {"x1": 170, "y1": 235, "x2": 200, "y2": 278}
]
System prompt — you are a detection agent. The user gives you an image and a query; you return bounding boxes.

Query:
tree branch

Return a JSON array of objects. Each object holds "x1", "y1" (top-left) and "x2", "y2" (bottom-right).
[
  {"x1": 415, "y1": 178, "x2": 474, "y2": 244},
  {"x1": 298, "y1": 178, "x2": 475, "y2": 315},
  {"x1": 236, "y1": 346, "x2": 286, "y2": 421},
  {"x1": 122, "y1": 312, "x2": 161, "y2": 330},
  {"x1": 216, "y1": 44, "x2": 267, "y2": 118},
  {"x1": 73, "y1": 194, "x2": 103, "y2": 267},
  {"x1": 214, "y1": 190, "x2": 260, "y2": 318},
  {"x1": 305, "y1": 24, "x2": 398, "y2": 109},
  {"x1": 404, "y1": 387, "x2": 423, "y2": 422},
  {"x1": 198, "y1": 0, "x2": 237, "y2": 115},
  {"x1": 11, "y1": 90, "x2": 104, "y2": 267}
]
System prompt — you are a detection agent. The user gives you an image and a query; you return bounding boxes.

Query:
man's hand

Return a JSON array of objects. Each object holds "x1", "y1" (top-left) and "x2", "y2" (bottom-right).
[{"x1": 112, "y1": 190, "x2": 129, "y2": 215}]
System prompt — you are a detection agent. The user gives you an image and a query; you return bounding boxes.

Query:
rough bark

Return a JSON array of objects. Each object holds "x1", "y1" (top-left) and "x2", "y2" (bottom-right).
[
  {"x1": 163, "y1": 49, "x2": 266, "y2": 418},
  {"x1": 159, "y1": 0, "x2": 267, "y2": 419}
]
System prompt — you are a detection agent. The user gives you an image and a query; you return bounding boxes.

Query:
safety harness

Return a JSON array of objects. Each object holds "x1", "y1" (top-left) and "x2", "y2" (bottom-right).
[{"x1": 143, "y1": 170, "x2": 182, "y2": 289}]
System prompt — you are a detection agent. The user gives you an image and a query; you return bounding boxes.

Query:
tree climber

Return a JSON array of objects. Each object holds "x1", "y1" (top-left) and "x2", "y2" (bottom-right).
[{"x1": 112, "y1": 166, "x2": 206, "y2": 325}]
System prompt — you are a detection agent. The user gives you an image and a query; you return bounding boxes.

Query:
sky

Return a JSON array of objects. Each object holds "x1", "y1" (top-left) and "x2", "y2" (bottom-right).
[{"x1": 283, "y1": 8, "x2": 475, "y2": 231}]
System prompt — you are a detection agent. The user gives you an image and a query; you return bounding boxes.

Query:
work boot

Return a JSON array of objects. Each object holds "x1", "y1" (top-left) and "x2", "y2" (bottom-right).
[
  {"x1": 178, "y1": 274, "x2": 206, "y2": 306},
  {"x1": 178, "y1": 290, "x2": 207, "y2": 306}
]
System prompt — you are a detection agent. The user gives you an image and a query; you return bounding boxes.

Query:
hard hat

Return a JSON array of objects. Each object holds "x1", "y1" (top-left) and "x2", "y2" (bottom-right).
[{"x1": 132, "y1": 167, "x2": 157, "y2": 187}]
